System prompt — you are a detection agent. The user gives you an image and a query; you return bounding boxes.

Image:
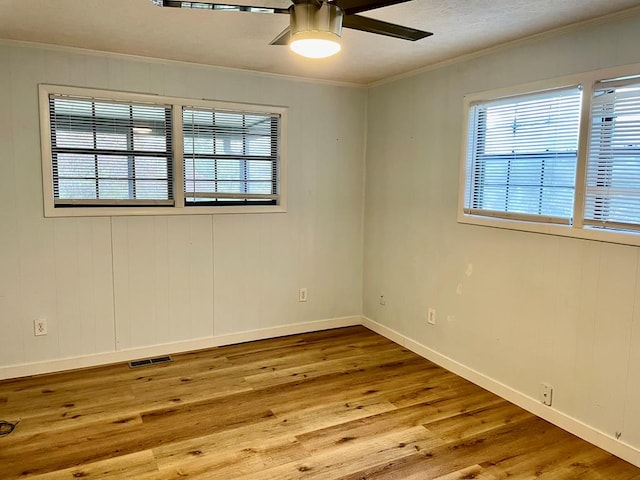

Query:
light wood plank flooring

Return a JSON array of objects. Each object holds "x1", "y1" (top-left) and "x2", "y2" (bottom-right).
[{"x1": 1, "y1": 326, "x2": 639, "y2": 479}]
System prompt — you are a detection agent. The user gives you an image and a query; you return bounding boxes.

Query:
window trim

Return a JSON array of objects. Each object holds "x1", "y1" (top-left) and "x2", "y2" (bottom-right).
[
  {"x1": 458, "y1": 62, "x2": 640, "y2": 247},
  {"x1": 39, "y1": 84, "x2": 287, "y2": 217}
]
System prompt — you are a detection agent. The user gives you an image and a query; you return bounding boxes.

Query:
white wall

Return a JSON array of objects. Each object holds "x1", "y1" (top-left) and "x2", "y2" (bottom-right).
[
  {"x1": 4, "y1": 8, "x2": 640, "y2": 463},
  {"x1": 0, "y1": 43, "x2": 366, "y2": 369},
  {"x1": 363, "y1": 11, "x2": 640, "y2": 452}
]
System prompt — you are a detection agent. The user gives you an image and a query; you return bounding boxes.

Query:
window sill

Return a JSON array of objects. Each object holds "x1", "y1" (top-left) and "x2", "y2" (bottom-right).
[
  {"x1": 43, "y1": 204, "x2": 287, "y2": 218},
  {"x1": 457, "y1": 212, "x2": 640, "y2": 248}
]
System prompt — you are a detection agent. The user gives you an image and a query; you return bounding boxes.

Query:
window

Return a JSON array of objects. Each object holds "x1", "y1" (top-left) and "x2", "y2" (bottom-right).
[
  {"x1": 39, "y1": 85, "x2": 286, "y2": 217},
  {"x1": 183, "y1": 108, "x2": 279, "y2": 206},
  {"x1": 459, "y1": 65, "x2": 640, "y2": 246},
  {"x1": 48, "y1": 95, "x2": 173, "y2": 206},
  {"x1": 584, "y1": 77, "x2": 640, "y2": 231},
  {"x1": 464, "y1": 86, "x2": 582, "y2": 224}
]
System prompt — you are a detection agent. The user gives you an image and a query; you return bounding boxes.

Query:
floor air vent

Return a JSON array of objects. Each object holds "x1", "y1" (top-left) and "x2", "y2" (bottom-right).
[{"x1": 129, "y1": 355, "x2": 173, "y2": 368}]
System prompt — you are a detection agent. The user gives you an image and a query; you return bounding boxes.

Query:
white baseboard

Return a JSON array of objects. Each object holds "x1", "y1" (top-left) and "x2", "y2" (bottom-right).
[
  {"x1": 361, "y1": 316, "x2": 640, "y2": 469},
  {"x1": 0, "y1": 316, "x2": 360, "y2": 381},
  {"x1": 4, "y1": 313, "x2": 639, "y2": 468}
]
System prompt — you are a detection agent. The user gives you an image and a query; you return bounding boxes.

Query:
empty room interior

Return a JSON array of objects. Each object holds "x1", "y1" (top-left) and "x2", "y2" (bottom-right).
[{"x1": 2, "y1": 0, "x2": 640, "y2": 478}]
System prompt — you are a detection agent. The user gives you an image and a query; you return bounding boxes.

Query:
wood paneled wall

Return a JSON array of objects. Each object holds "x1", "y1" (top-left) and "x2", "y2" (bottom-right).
[{"x1": 0, "y1": 43, "x2": 366, "y2": 367}]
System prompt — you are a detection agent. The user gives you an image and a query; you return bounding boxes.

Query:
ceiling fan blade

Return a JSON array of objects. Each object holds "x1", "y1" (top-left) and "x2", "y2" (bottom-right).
[
  {"x1": 269, "y1": 26, "x2": 292, "y2": 45},
  {"x1": 334, "y1": 0, "x2": 411, "y2": 16},
  {"x1": 342, "y1": 14, "x2": 432, "y2": 41},
  {"x1": 153, "y1": 1, "x2": 289, "y2": 14}
]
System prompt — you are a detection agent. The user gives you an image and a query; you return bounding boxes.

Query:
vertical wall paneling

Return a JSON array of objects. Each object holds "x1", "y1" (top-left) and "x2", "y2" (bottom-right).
[
  {"x1": 0, "y1": 43, "x2": 365, "y2": 367},
  {"x1": 256, "y1": 214, "x2": 297, "y2": 330},
  {"x1": 622, "y1": 253, "x2": 640, "y2": 446},
  {"x1": 363, "y1": 10, "x2": 640, "y2": 457},
  {"x1": 0, "y1": 45, "x2": 23, "y2": 366},
  {"x1": 589, "y1": 244, "x2": 638, "y2": 434},
  {"x1": 212, "y1": 215, "x2": 263, "y2": 336},
  {"x1": 112, "y1": 216, "x2": 216, "y2": 349},
  {"x1": 10, "y1": 47, "x2": 60, "y2": 363},
  {"x1": 52, "y1": 218, "x2": 116, "y2": 357}
]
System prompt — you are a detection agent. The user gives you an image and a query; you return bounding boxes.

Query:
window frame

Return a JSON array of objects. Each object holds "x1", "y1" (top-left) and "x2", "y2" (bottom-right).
[
  {"x1": 458, "y1": 63, "x2": 640, "y2": 247},
  {"x1": 39, "y1": 84, "x2": 287, "y2": 217}
]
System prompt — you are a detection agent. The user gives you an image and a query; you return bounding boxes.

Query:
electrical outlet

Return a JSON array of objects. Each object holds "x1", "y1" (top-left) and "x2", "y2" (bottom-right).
[
  {"x1": 34, "y1": 318, "x2": 47, "y2": 336},
  {"x1": 379, "y1": 294, "x2": 386, "y2": 306},
  {"x1": 298, "y1": 287, "x2": 308, "y2": 302},
  {"x1": 541, "y1": 383, "x2": 553, "y2": 406},
  {"x1": 427, "y1": 308, "x2": 436, "y2": 325}
]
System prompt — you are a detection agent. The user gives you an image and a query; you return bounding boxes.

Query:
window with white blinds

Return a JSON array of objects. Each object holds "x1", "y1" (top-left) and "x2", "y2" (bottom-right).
[
  {"x1": 40, "y1": 85, "x2": 286, "y2": 216},
  {"x1": 464, "y1": 86, "x2": 582, "y2": 224},
  {"x1": 183, "y1": 107, "x2": 279, "y2": 206},
  {"x1": 584, "y1": 77, "x2": 640, "y2": 231},
  {"x1": 48, "y1": 94, "x2": 173, "y2": 206},
  {"x1": 460, "y1": 67, "x2": 640, "y2": 245}
]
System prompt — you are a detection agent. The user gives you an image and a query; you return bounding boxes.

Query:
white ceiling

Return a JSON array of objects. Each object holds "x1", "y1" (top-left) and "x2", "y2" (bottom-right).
[{"x1": 0, "y1": 0, "x2": 638, "y2": 85}]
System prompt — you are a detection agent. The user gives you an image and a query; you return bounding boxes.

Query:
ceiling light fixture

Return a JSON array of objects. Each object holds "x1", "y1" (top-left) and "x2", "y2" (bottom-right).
[{"x1": 289, "y1": 1, "x2": 343, "y2": 59}]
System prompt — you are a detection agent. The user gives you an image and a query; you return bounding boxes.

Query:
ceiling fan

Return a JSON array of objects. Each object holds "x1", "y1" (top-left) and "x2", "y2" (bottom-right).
[{"x1": 150, "y1": 0, "x2": 433, "y2": 58}]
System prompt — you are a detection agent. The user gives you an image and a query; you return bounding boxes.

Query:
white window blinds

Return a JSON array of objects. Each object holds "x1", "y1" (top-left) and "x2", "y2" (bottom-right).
[
  {"x1": 182, "y1": 107, "x2": 280, "y2": 206},
  {"x1": 48, "y1": 94, "x2": 173, "y2": 206},
  {"x1": 464, "y1": 87, "x2": 582, "y2": 223},
  {"x1": 584, "y1": 77, "x2": 640, "y2": 231}
]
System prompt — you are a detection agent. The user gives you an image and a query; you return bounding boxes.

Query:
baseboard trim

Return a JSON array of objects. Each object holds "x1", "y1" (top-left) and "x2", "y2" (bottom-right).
[
  {"x1": 5, "y1": 314, "x2": 640, "y2": 468},
  {"x1": 0, "y1": 316, "x2": 360, "y2": 381},
  {"x1": 361, "y1": 316, "x2": 640, "y2": 469}
]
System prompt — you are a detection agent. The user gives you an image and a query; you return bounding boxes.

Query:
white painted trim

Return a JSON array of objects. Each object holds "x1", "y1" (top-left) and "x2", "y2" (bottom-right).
[
  {"x1": 6, "y1": 313, "x2": 639, "y2": 467},
  {"x1": 361, "y1": 316, "x2": 640, "y2": 469},
  {"x1": 0, "y1": 316, "x2": 360, "y2": 381}
]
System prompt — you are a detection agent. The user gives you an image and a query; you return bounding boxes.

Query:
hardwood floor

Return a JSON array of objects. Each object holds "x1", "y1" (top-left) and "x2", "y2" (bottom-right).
[{"x1": 1, "y1": 326, "x2": 639, "y2": 479}]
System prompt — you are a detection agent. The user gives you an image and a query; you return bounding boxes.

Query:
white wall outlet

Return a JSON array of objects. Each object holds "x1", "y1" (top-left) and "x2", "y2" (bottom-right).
[
  {"x1": 465, "y1": 263, "x2": 473, "y2": 277},
  {"x1": 298, "y1": 287, "x2": 308, "y2": 302},
  {"x1": 541, "y1": 383, "x2": 553, "y2": 406},
  {"x1": 379, "y1": 294, "x2": 386, "y2": 306},
  {"x1": 456, "y1": 283, "x2": 463, "y2": 295},
  {"x1": 427, "y1": 308, "x2": 436, "y2": 325},
  {"x1": 34, "y1": 318, "x2": 47, "y2": 336}
]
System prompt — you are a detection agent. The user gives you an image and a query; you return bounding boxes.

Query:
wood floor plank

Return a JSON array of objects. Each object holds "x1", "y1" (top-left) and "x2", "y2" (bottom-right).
[
  {"x1": 155, "y1": 433, "x2": 308, "y2": 479},
  {"x1": 0, "y1": 326, "x2": 638, "y2": 479},
  {"x1": 430, "y1": 465, "x2": 498, "y2": 480},
  {"x1": 19, "y1": 450, "x2": 159, "y2": 480}
]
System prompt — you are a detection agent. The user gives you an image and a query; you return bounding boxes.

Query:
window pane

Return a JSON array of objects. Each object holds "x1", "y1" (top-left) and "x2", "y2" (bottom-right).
[
  {"x1": 55, "y1": 129, "x2": 94, "y2": 149},
  {"x1": 465, "y1": 86, "x2": 581, "y2": 222},
  {"x1": 585, "y1": 79, "x2": 640, "y2": 230},
  {"x1": 217, "y1": 159, "x2": 243, "y2": 180},
  {"x1": 97, "y1": 155, "x2": 129, "y2": 178},
  {"x1": 49, "y1": 94, "x2": 173, "y2": 205},
  {"x1": 136, "y1": 180, "x2": 168, "y2": 199},
  {"x1": 247, "y1": 160, "x2": 273, "y2": 181},
  {"x1": 57, "y1": 179, "x2": 96, "y2": 199},
  {"x1": 134, "y1": 132, "x2": 167, "y2": 152},
  {"x1": 96, "y1": 131, "x2": 127, "y2": 150},
  {"x1": 98, "y1": 179, "x2": 130, "y2": 199},
  {"x1": 247, "y1": 181, "x2": 274, "y2": 194},
  {"x1": 183, "y1": 107, "x2": 279, "y2": 205},
  {"x1": 56, "y1": 153, "x2": 95, "y2": 178},
  {"x1": 135, "y1": 157, "x2": 168, "y2": 179}
]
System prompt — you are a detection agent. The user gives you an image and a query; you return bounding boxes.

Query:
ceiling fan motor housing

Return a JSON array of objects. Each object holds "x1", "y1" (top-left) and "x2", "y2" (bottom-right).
[{"x1": 290, "y1": 1, "x2": 343, "y2": 39}]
